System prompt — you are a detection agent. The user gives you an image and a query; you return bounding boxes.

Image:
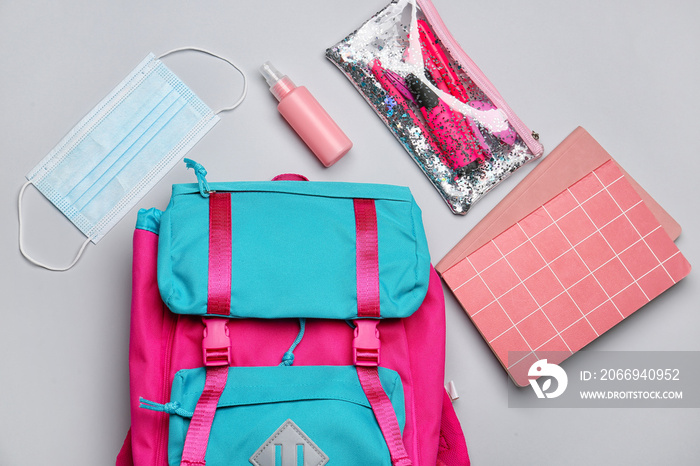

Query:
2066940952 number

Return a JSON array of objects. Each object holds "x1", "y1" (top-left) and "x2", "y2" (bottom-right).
[{"x1": 600, "y1": 368, "x2": 680, "y2": 381}]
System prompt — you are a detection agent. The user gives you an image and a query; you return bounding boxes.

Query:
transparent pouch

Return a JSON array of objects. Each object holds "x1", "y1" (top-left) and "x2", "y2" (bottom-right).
[
  {"x1": 146, "y1": 365, "x2": 405, "y2": 465},
  {"x1": 327, "y1": 0, "x2": 544, "y2": 214}
]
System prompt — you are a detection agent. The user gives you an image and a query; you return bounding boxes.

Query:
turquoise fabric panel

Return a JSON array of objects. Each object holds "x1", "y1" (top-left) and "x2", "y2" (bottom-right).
[
  {"x1": 229, "y1": 192, "x2": 357, "y2": 319},
  {"x1": 375, "y1": 198, "x2": 430, "y2": 317},
  {"x1": 157, "y1": 181, "x2": 431, "y2": 319},
  {"x1": 167, "y1": 366, "x2": 405, "y2": 466},
  {"x1": 158, "y1": 191, "x2": 209, "y2": 315},
  {"x1": 135, "y1": 208, "x2": 162, "y2": 234}
]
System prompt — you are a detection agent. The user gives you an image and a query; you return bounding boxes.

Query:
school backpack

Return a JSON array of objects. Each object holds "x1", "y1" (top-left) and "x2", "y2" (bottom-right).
[{"x1": 115, "y1": 162, "x2": 470, "y2": 465}]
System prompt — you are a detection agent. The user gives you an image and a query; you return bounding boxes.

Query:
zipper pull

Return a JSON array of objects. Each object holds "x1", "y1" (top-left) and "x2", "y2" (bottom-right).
[{"x1": 184, "y1": 158, "x2": 211, "y2": 198}]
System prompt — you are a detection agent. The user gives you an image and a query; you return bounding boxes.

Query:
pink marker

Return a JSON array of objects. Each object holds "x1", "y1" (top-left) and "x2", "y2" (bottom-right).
[{"x1": 260, "y1": 61, "x2": 352, "y2": 167}]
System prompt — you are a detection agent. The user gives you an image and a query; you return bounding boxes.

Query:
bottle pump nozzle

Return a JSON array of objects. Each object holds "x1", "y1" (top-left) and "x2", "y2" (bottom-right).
[{"x1": 259, "y1": 61, "x2": 296, "y2": 102}]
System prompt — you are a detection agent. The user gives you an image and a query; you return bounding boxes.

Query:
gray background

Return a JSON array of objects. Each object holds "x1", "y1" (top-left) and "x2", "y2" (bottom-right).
[{"x1": 1, "y1": 0, "x2": 698, "y2": 464}]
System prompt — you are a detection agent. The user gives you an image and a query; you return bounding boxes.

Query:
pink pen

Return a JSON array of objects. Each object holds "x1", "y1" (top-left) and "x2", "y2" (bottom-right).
[
  {"x1": 417, "y1": 20, "x2": 471, "y2": 101},
  {"x1": 260, "y1": 61, "x2": 352, "y2": 167}
]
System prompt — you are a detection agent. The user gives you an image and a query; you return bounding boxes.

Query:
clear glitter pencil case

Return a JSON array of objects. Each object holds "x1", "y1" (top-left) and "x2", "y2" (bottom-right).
[{"x1": 327, "y1": 0, "x2": 544, "y2": 214}]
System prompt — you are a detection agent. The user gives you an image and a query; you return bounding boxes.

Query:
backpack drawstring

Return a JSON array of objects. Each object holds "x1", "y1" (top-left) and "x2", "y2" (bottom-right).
[
  {"x1": 279, "y1": 318, "x2": 306, "y2": 366},
  {"x1": 139, "y1": 398, "x2": 193, "y2": 417}
]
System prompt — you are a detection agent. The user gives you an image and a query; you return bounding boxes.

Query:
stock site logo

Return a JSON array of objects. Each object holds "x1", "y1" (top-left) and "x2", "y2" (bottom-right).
[{"x1": 528, "y1": 359, "x2": 568, "y2": 399}]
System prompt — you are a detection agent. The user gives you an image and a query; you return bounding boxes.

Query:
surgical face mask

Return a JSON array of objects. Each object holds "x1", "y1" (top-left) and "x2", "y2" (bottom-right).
[{"x1": 18, "y1": 47, "x2": 247, "y2": 271}]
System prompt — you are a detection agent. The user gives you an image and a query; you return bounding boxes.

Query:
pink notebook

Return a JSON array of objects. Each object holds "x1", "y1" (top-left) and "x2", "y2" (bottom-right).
[{"x1": 441, "y1": 152, "x2": 691, "y2": 386}]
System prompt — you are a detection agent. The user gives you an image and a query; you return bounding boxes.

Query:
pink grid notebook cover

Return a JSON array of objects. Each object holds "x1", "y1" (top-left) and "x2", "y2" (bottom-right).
[{"x1": 442, "y1": 160, "x2": 691, "y2": 386}]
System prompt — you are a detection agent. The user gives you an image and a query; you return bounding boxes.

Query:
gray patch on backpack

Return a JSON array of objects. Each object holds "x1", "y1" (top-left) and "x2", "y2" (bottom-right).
[{"x1": 249, "y1": 419, "x2": 329, "y2": 466}]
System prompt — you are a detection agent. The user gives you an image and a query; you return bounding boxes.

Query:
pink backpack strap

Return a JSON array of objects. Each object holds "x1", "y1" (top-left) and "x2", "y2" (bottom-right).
[
  {"x1": 207, "y1": 192, "x2": 232, "y2": 316},
  {"x1": 180, "y1": 365, "x2": 229, "y2": 466},
  {"x1": 353, "y1": 198, "x2": 412, "y2": 465},
  {"x1": 353, "y1": 199, "x2": 381, "y2": 318},
  {"x1": 436, "y1": 389, "x2": 470, "y2": 465},
  {"x1": 180, "y1": 192, "x2": 234, "y2": 465},
  {"x1": 357, "y1": 366, "x2": 412, "y2": 466}
]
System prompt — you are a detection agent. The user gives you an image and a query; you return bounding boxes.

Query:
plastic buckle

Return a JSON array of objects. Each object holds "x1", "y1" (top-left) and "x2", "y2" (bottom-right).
[
  {"x1": 353, "y1": 319, "x2": 380, "y2": 367},
  {"x1": 202, "y1": 318, "x2": 231, "y2": 367}
]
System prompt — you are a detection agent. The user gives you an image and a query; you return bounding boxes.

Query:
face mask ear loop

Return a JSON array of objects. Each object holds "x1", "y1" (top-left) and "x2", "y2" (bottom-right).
[
  {"x1": 157, "y1": 47, "x2": 248, "y2": 115},
  {"x1": 18, "y1": 180, "x2": 91, "y2": 271}
]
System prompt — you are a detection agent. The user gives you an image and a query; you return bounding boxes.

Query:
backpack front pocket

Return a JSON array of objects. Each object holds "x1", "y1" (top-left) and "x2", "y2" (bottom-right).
[{"x1": 158, "y1": 365, "x2": 405, "y2": 465}]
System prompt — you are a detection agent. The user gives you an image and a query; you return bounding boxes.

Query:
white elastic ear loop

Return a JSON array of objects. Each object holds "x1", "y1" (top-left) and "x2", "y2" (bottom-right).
[
  {"x1": 158, "y1": 46, "x2": 248, "y2": 115},
  {"x1": 18, "y1": 180, "x2": 91, "y2": 271}
]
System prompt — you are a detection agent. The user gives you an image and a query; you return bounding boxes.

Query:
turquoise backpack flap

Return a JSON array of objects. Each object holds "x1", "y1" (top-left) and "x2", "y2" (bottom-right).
[
  {"x1": 157, "y1": 179, "x2": 431, "y2": 320},
  {"x1": 161, "y1": 365, "x2": 405, "y2": 466}
]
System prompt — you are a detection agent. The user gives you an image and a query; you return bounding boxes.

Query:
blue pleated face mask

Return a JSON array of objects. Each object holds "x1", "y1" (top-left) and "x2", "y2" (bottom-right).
[{"x1": 18, "y1": 48, "x2": 247, "y2": 270}]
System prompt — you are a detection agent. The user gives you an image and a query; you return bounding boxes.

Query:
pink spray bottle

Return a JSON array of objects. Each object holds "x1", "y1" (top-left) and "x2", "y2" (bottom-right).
[{"x1": 260, "y1": 61, "x2": 352, "y2": 167}]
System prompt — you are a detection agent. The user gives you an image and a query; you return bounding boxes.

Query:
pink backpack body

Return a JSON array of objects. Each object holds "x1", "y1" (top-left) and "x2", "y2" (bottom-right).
[{"x1": 116, "y1": 169, "x2": 469, "y2": 465}]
